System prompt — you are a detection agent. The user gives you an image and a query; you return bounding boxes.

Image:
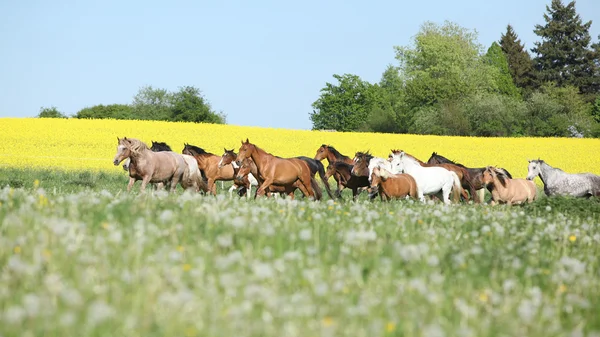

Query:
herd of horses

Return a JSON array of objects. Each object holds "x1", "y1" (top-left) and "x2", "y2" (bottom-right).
[{"x1": 113, "y1": 137, "x2": 600, "y2": 205}]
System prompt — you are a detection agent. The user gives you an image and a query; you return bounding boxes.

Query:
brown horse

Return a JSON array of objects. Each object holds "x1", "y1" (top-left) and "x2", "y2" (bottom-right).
[
  {"x1": 218, "y1": 148, "x2": 260, "y2": 197},
  {"x1": 369, "y1": 166, "x2": 418, "y2": 201},
  {"x1": 391, "y1": 150, "x2": 476, "y2": 203},
  {"x1": 314, "y1": 144, "x2": 356, "y2": 195},
  {"x1": 427, "y1": 152, "x2": 513, "y2": 203},
  {"x1": 324, "y1": 162, "x2": 369, "y2": 200},
  {"x1": 182, "y1": 144, "x2": 236, "y2": 196},
  {"x1": 236, "y1": 158, "x2": 322, "y2": 199},
  {"x1": 113, "y1": 137, "x2": 189, "y2": 193},
  {"x1": 236, "y1": 139, "x2": 316, "y2": 199},
  {"x1": 482, "y1": 166, "x2": 537, "y2": 205}
]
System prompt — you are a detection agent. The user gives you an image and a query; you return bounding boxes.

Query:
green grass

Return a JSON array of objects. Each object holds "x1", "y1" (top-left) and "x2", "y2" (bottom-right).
[{"x1": 0, "y1": 168, "x2": 599, "y2": 337}]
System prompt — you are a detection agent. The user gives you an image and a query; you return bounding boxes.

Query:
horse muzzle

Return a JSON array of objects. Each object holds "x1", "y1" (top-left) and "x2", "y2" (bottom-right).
[{"x1": 113, "y1": 159, "x2": 120, "y2": 166}]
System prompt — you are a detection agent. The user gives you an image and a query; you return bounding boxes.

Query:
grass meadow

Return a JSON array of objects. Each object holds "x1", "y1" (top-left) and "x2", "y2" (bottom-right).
[{"x1": 1, "y1": 167, "x2": 599, "y2": 337}]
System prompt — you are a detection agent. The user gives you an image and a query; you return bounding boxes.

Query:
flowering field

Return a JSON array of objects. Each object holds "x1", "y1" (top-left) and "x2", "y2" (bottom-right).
[
  {"x1": 1, "y1": 187, "x2": 599, "y2": 337},
  {"x1": 1, "y1": 118, "x2": 599, "y2": 182}
]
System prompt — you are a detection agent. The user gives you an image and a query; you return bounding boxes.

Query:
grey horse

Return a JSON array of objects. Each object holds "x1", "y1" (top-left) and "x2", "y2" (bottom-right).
[{"x1": 526, "y1": 159, "x2": 600, "y2": 197}]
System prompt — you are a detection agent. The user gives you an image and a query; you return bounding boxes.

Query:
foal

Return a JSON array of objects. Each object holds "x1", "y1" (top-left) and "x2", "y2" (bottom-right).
[
  {"x1": 369, "y1": 166, "x2": 418, "y2": 201},
  {"x1": 482, "y1": 166, "x2": 537, "y2": 205}
]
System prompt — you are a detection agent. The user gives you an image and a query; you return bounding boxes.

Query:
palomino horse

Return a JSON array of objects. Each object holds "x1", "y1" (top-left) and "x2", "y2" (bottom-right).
[
  {"x1": 218, "y1": 148, "x2": 259, "y2": 198},
  {"x1": 526, "y1": 159, "x2": 600, "y2": 197},
  {"x1": 389, "y1": 151, "x2": 462, "y2": 204},
  {"x1": 182, "y1": 144, "x2": 237, "y2": 196},
  {"x1": 122, "y1": 140, "x2": 173, "y2": 172},
  {"x1": 236, "y1": 139, "x2": 316, "y2": 199},
  {"x1": 427, "y1": 152, "x2": 512, "y2": 203},
  {"x1": 237, "y1": 158, "x2": 322, "y2": 199},
  {"x1": 483, "y1": 166, "x2": 537, "y2": 205},
  {"x1": 324, "y1": 162, "x2": 370, "y2": 200},
  {"x1": 369, "y1": 165, "x2": 418, "y2": 201},
  {"x1": 392, "y1": 150, "x2": 476, "y2": 202},
  {"x1": 113, "y1": 137, "x2": 193, "y2": 193}
]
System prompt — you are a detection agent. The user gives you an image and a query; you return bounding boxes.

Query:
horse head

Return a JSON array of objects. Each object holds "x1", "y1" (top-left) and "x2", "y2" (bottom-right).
[
  {"x1": 219, "y1": 148, "x2": 236, "y2": 168},
  {"x1": 526, "y1": 158, "x2": 544, "y2": 181},
  {"x1": 314, "y1": 144, "x2": 328, "y2": 161},
  {"x1": 351, "y1": 152, "x2": 371, "y2": 177},
  {"x1": 236, "y1": 139, "x2": 255, "y2": 163},
  {"x1": 113, "y1": 137, "x2": 132, "y2": 166}
]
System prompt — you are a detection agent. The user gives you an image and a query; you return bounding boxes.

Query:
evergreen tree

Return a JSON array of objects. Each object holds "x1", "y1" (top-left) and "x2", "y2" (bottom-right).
[
  {"x1": 485, "y1": 42, "x2": 521, "y2": 97},
  {"x1": 499, "y1": 24, "x2": 533, "y2": 92},
  {"x1": 531, "y1": 0, "x2": 596, "y2": 94}
]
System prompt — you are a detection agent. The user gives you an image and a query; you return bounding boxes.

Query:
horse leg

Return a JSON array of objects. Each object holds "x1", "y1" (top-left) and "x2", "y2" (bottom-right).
[
  {"x1": 228, "y1": 184, "x2": 237, "y2": 197},
  {"x1": 477, "y1": 189, "x2": 486, "y2": 204},
  {"x1": 127, "y1": 177, "x2": 136, "y2": 192},
  {"x1": 140, "y1": 176, "x2": 152, "y2": 193},
  {"x1": 256, "y1": 179, "x2": 275, "y2": 197},
  {"x1": 207, "y1": 178, "x2": 217, "y2": 196}
]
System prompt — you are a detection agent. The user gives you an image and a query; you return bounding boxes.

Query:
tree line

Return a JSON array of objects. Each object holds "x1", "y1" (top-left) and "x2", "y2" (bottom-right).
[
  {"x1": 38, "y1": 85, "x2": 226, "y2": 124},
  {"x1": 310, "y1": 0, "x2": 600, "y2": 137}
]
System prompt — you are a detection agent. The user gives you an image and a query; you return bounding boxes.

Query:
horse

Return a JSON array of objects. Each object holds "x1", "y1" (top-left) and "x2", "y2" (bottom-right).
[
  {"x1": 324, "y1": 161, "x2": 370, "y2": 200},
  {"x1": 218, "y1": 148, "x2": 259, "y2": 198},
  {"x1": 368, "y1": 165, "x2": 418, "y2": 201},
  {"x1": 236, "y1": 158, "x2": 322, "y2": 199},
  {"x1": 122, "y1": 140, "x2": 173, "y2": 172},
  {"x1": 113, "y1": 137, "x2": 190, "y2": 193},
  {"x1": 483, "y1": 166, "x2": 537, "y2": 205},
  {"x1": 352, "y1": 151, "x2": 394, "y2": 183},
  {"x1": 182, "y1": 143, "x2": 237, "y2": 196},
  {"x1": 389, "y1": 151, "x2": 462, "y2": 204},
  {"x1": 526, "y1": 159, "x2": 600, "y2": 198},
  {"x1": 427, "y1": 152, "x2": 513, "y2": 203},
  {"x1": 314, "y1": 144, "x2": 355, "y2": 196},
  {"x1": 236, "y1": 139, "x2": 317, "y2": 199},
  {"x1": 392, "y1": 150, "x2": 475, "y2": 203}
]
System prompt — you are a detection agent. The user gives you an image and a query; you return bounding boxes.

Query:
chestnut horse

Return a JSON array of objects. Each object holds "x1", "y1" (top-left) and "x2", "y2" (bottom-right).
[
  {"x1": 482, "y1": 166, "x2": 537, "y2": 205},
  {"x1": 236, "y1": 158, "x2": 322, "y2": 199},
  {"x1": 369, "y1": 166, "x2": 418, "y2": 201},
  {"x1": 236, "y1": 139, "x2": 316, "y2": 199},
  {"x1": 391, "y1": 150, "x2": 476, "y2": 202},
  {"x1": 113, "y1": 137, "x2": 190, "y2": 193},
  {"x1": 314, "y1": 144, "x2": 355, "y2": 195},
  {"x1": 182, "y1": 144, "x2": 237, "y2": 196},
  {"x1": 324, "y1": 161, "x2": 369, "y2": 200}
]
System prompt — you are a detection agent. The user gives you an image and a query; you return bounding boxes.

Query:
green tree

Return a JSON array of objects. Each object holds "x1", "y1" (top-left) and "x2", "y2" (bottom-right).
[
  {"x1": 171, "y1": 86, "x2": 226, "y2": 124},
  {"x1": 37, "y1": 106, "x2": 67, "y2": 118},
  {"x1": 310, "y1": 74, "x2": 375, "y2": 131},
  {"x1": 75, "y1": 104, "x2": 133, "y2": 120},
  {"x1": 499, "y1": 24, "x2": 534, "y2": 93},
  {"x1": 531, "y1": 0, "x2": 596, "y2": 94},
  {"x1": 394, "y1": 21, "x2": 498, "y2": 110},
  {"x1": 131, "y1": 86, "x2": 173, "y2": 121},
  {"x1": 485, "y1": 42, "x2": 521, "y2": 97},
  {"x1": 592, "y1": 96, "x2": 600, "y2": 123}
]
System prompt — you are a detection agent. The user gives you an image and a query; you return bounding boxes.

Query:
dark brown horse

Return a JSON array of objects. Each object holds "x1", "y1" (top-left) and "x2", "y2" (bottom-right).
[
  {"x1": 324, "y1": 162, "x2": 370, "y2": 200},
  {"x1": 369, "y1": 166, "x2": 418, "y2": 201},
  {"x1": 236, "y1": 139, "x2": 317, "y2": 199},
  {"x1": 182, "y1": 144, "x2": 236, "y2": 196},
  {"x1": 391, "y1": 150, "x2": 477, "y2": 203},
  {"x1": 427, "y1": 152, "x2": 513, "y2": 203},
  {"x1": 314, "y1": 144, "x2": 356, "y2": 196}
]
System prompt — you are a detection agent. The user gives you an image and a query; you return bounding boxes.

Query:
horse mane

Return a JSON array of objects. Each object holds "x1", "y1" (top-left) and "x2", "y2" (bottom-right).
[
  {"x1": 185, "y1": 143, "x2": 212, "y2": 155},
  {"x1": 491, "y1": 167, "x2": 508, "y2": 187},
  {"x1": 355, "y1": 151, "x2": 373, "y2": 160},
  {"x1": 326, "y1": 145, "x2": 346, "y2": 159},
  {"x1": 431, "y1": 152, "x2": 466, "y2": 168},
  {"x1": 401, "y1": 151, "x2": 424, "y2": 164},
  {"x1": 531, "y1": 159, "x2": 563, "y2": 173},
  {"x1": 151, "y1": 141, "x2": 172, "y2": 151},
  {"x1": 125, "y1": 138, "x2": 149, "y2": 154}
]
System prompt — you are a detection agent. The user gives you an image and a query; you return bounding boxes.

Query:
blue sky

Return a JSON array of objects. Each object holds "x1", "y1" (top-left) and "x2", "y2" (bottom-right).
[{"x1": 1, "y1": 0, "x2": 598, "y2": 130}]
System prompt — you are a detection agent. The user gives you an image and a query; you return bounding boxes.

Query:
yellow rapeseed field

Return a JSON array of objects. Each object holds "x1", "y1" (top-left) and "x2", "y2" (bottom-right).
[{"x1": 1, "y1": 118, "x2": 599, "y2": 182}]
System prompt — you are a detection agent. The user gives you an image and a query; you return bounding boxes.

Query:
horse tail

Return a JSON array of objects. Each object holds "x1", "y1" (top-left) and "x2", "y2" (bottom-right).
[
  {"x1": 451, "y1": 172, "x2": 462, "y2": 203},
  {"x1": 315, "y1": 160, "x2": 335, "y2": 199},
  {"x1": 461, "y1": 168, "x2": 478, "y2": 203},
  {"x1": 408, "y1": 175, "x2": 418, "y2": 199},
  {"x1": 310, "y1": 176, "x2": 323, "y2": 201}
]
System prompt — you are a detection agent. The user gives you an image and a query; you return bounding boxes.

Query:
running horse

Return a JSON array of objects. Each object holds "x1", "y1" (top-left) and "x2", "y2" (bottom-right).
[
  {"x1": 113, "y1": 137, "x2": 194, "y2": 193},
  {"x1": 483, "y1": 166, "x2": 537, "y2": 205},
  {"x1": 182, "y1": 144, "x2": 236, "y2": 196},
  {"x1": 236, "y1": 139, "x2": 318, "y2": 199},
  {"x1": 218, "y1": 148, "x2": 259, "y2": 198},
  {"x1": 314, "y1": 144, "x2": 356, "y2": 196},
  {"x1": 526, "y1": 159, "x2": 600, "y2": 197},
  {"x1": 392, "y1": 150, "x2": 476, "y2": 203},
  {"x1": 324, "y1": 161, "x2": 369, "y2": 201},
  {"x1": 368, "y1": 165, "x2": 418, "y2": 201},
  {"x1": 427, "y1": 152, "x2": 512, "y2": 203}
]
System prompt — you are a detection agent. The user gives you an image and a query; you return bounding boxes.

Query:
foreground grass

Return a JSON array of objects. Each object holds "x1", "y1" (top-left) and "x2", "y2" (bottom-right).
[{"x1": 0, "y1": 168, "x2": 599, "y2": 337}]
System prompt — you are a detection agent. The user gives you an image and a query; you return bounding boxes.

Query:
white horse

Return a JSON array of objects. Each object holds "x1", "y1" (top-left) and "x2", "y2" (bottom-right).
[
  {"x1": 526, "y1": 159, "x2": 600, "y2": 197},
  {"x1": 389, "y1": 151, "x2": 462, "y2": 204}
]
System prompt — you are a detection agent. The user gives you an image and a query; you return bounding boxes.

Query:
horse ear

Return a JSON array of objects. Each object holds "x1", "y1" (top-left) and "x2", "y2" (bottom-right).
[
  {"x1": 224, "y1": 147, "x2": 227, "y2": 153},
  {"x1": 245, "y1": 138, "x2": 249, "y2": 143}
]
